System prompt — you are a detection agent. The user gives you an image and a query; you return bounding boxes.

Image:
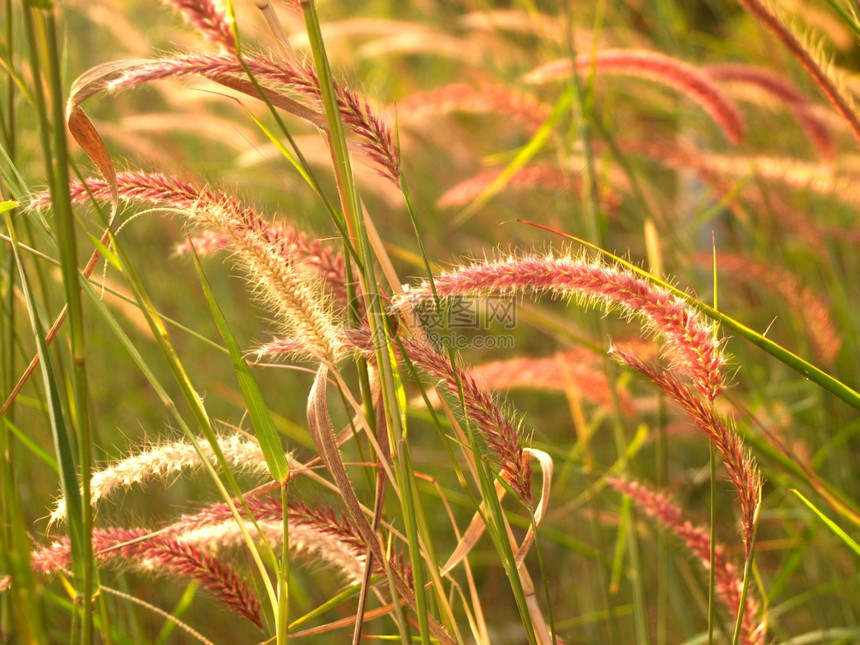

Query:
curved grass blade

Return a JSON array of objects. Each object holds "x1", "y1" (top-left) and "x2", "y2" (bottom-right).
[
  {"x1": 307, "y1": 366, "x2": 456, "y2": 645},
  {"x1": 188, "y1": 235, "x2": 289, "y2": 483},
  {"x1": 789, "y1": 489, "x2": 860, "y2": 557}
]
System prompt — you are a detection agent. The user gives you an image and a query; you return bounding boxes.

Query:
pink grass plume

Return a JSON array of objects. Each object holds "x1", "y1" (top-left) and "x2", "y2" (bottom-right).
[{"x1": 525, "y1": 49, "x2": 746, "y2": 144}]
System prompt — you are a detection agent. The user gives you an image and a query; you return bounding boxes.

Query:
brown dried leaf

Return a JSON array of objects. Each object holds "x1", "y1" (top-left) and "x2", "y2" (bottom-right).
[
  {"x1": 65, "y1": 57, "x2": 328, "y2": 199},
  {"x1": 306, "y1": 366, "x2": 455, "y2": 645}
]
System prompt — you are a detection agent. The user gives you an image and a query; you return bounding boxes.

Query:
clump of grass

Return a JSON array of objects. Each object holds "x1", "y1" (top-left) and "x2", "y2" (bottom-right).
[{"x1": 4, "y1": 1, "x2": 860, "y2": 644}]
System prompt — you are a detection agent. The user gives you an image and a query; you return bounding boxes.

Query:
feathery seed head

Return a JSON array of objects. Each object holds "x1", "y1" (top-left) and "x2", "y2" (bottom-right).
[
  {"x1": 32, "y1": 172, "x2": 346, "y2": 364},
  {"x1": 396, "y1": 253, "x2": 726, "y2": 399},
  {"x1": 612, "y1": 479, "x2": 764, "y2": 644},
  {"x1": 610, "y1": 347, "x2": 762, "y2": 554},
  {"x1": 50, "y1": 433, "x2": 294, "y2": 527},
  {"x1": 165, "y1": 0, "x2": 236, "y2": 51}
]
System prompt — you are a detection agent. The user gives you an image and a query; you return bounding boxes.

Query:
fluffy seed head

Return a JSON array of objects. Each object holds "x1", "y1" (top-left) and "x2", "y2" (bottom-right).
[{"x1": 396, "y1": 253, "x2": 726, "y2": 400}]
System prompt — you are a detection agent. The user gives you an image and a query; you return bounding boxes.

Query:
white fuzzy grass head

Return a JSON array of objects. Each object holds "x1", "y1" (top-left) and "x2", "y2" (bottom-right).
[{"x1": 49, "y1": 434, "x2": 296, "y2": 526}]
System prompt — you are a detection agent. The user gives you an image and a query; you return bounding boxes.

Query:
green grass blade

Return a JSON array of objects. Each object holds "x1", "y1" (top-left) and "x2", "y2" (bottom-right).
[
  {"x1": 4, "y1": 416, "x2": 59, "y2": 472},
  {"x1": 44, "y1": 12, "x2": 99, "y2": 640},
  {"x1": 189, "y1": 222, "x2": 296, "y2": 638},
  {"x1": 523, "y1": 224, "x2": 860, "y2": 412},
  {"x1": 823, "y1": 0, "x2": 860, "y2": 36},
  {"x1": 4, "y1": 211, "x2": 85, "y2": 589},
  {"x1": 789, "y1": 489, "x2": 860, "y2": 557},
  {"x1": 0, "y1": 418, "x2": 48, "y2": 642},
  {"x1": 299, "y1": 2, "x2": 439, "y2": 642},
  {"x1": 188, "y1": 239, "x2": 289, "y2": 483},
  {"x1": 81, "y1": 227, "x2": 281, "y2": 616},
  {"x1": 1, "y1": 216, "x2": 48, "y2": 639},
  {"x1": 154, "y1": 582, "x2": 200, "y2": 645}
]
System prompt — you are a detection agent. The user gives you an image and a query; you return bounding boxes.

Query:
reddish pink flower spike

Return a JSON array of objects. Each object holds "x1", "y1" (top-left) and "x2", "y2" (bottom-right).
[{"x1": 525, "y1": 49, "x2": 746, "y2": 144}]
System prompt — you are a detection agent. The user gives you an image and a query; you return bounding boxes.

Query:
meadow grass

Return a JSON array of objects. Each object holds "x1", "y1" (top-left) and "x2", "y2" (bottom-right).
[{"x1": 2, "y1": 1, "x2": 860, "y2": 643}]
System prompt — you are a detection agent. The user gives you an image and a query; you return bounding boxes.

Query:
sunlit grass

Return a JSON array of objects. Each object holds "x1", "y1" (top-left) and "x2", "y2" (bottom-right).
[{"x1": 2, "y1": 1, "x2": 860, "y2": 644}]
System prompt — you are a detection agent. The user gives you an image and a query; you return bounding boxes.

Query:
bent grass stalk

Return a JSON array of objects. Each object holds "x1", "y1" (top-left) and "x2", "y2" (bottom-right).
[{"x1": 300, "y1": 4, "x2": 441, "y2": 643}]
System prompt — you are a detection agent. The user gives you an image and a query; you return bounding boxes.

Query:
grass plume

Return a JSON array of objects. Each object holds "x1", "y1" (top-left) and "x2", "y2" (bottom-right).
[
  {"x1": 399, "y1": 252, "x2": 726, "y2": 400},
  {"x1": 525, "y1": 49, "x2": 746, "y2": 144},
  {"x1": 611, "y1": 478, "x2": 765, "y2": 645},
  {"x1": 32, "y1": 171, "x2": 345, "y2": 364}
]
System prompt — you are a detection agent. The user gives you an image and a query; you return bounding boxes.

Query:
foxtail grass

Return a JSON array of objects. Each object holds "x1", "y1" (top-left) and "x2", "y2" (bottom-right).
[{"x1": 5, "y1": 2, "x2": 860, "y2": 643}]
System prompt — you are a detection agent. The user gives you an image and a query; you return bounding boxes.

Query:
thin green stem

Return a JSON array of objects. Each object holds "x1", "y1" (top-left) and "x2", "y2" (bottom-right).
[
  {"x1": 709, "y1": 247, "x2": 719, "y2": 645},
  {"x1": 0, "y1": 4, "x2": 45, "y2": 639},
  {"x1": 564, "y1": 2, "x2": 647, "y2": 640},
  {"x1": 97, "y1": 229, "x2": 280, "y2": 614},
  {"x1": 44, "y1": 12, "x2": 97, "y2": 642},
  {"x1": 21, "y1": 5, "x2": 95, "y2": 641},
  {"x1": 2, "y1": 0, "x2": 14, "y2": 154},
  {"x1": 708, "y1": 441, "x2": 717, "y2": 645},
  {"x1": 6, "y1": 208, "x2": 84, "y2": 641},
  {"x1": 823, "y1": 0, "x2": 860, "y2": 36},
  {"x1": 300, "y1": 4, "x2": 432, "y2": 643},
  {"x1": 277, "y1": 483, "x2": 290, "y2": 645},
  {"x1": 732, "y1": 500, "x2": 761, "y2": 645}
]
